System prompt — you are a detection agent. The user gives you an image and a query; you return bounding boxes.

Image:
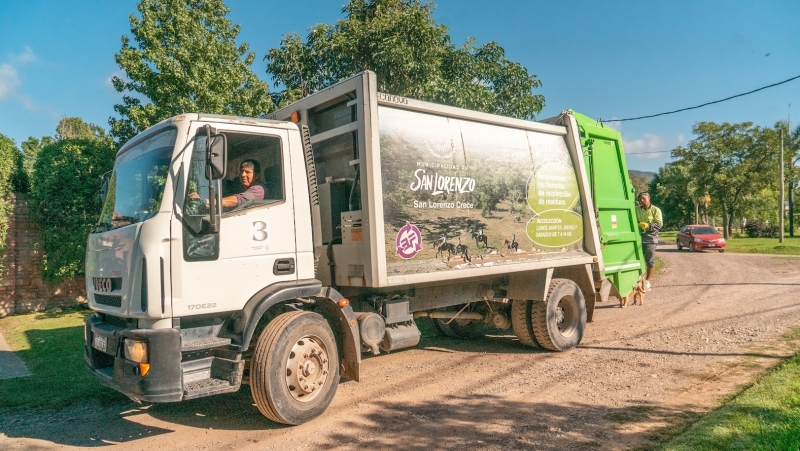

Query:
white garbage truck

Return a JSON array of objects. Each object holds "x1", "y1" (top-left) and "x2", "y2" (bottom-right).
[{"x1": 84, "y1": 71, "x2": 644, "y2": 424}]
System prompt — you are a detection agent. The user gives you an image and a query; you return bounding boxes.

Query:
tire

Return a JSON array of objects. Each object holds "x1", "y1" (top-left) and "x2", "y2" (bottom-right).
[
  {"x1": 531, "y1": 279, "x2": 587, "y2": 352},
  {"x1": 689, "y1": 243, "x2": 695, "y2": 252},
  {"x1": 431, "y1": 306, "x2": 485, "y2": 339},
  {"x1": 250, "y1": 311, "x2": 339, "y2": 425},
  {"x1": 719, "y1": 249, "x2": 725, "y2": 253},
  {"x1": 676, "y1": 240, "x2": 682, "y2": 250},
  {"x1": 511, "y1": 299, "x2": 541, "y2": 348}
]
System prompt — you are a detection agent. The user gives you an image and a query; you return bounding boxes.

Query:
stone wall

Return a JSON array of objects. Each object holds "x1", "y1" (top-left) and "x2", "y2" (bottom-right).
[{"x1": 0, "y1": 193, "x2": 86, "y2": 317}]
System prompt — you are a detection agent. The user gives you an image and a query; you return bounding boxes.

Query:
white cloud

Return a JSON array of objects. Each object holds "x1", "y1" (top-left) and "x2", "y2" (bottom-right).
[
  {"x1": 0, "y1": 47, "x2": 58, "y2": 118},
  {"x1": 11, "y1": 46, "x2": 37, "y2": 65},
  {"x1": 623, "y1": 133, "x2": 684, "y2": 160},
  {"x1": 0, "y1": 64, "x2": 21, "y2": 100},
  {"x1": 603, "y1": 117, "x2": 622, "y2": 132}
]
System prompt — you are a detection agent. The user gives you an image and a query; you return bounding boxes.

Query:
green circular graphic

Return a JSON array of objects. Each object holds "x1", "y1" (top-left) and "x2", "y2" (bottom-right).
[
  {"x1": 526, "y1": 210, "x2": 584, "y2": 249},
  {"x1": 526, "y1": 162, "x2": 580, "y2": 214}
]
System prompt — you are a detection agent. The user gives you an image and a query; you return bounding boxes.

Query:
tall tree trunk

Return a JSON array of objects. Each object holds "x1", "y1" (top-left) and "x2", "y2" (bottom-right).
[
  {"x1": 791, "y1": 187, "x2": 795, "y2": 236},
  {"x1": 721, "y1": 200, "x2": 729, "y2": 239},
  {"x1": 727, "y1": 207, "x2": 736, "y2": 237}
]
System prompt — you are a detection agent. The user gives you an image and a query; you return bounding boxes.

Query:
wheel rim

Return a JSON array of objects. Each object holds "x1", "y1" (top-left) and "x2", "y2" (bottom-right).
[
  {"x1": 556, "y1": 296, "x2": 579, "y2": 337},
  {"x1": 285, "y1": 335, "x2": 330, "y2": 403}
]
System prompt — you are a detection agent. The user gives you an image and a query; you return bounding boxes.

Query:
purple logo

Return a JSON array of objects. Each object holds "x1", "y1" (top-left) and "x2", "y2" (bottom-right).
[{"x1": 396, "y1": 222, "x2": 423, "y2": 259}]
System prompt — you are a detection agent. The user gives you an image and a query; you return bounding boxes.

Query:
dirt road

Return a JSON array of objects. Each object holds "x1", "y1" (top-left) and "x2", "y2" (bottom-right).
[{"x1": 3, "y1": 245, "x2": 800, "y2": 450}]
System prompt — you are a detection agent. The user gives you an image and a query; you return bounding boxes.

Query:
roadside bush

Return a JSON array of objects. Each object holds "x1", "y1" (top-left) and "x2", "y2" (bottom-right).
[
  {"x1": 0, "y1": 134, "x2": 17, "y2": 256},
  {"x1": 743, "y1": 218, "x2": 779, "y2": 238},
  {"x1": 29, "y1": 138, "x2": 116, "y2": 280}
]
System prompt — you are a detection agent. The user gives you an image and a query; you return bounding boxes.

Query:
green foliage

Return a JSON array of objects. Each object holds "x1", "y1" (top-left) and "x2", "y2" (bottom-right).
[
  {"x1": 0, "y1": 134, "x2": 16, "y2": 256},
  {"x1": 743, "y1": 219, "x2": 779, "y2": 238},
  {"x1": 9, "y1": 143, "x2": 29, "y2": 193},
  {"x1": 109, "y1": 0, "x2": 273, "y2": 144},
  {"x1": 660, "y1": 346, "x2": 800, "y2": 451},
  {"x1": 29, "y1": 135, "x2": 116, "y2": 280},
  {"x1": 266, "y1": 0, "x2": 544, "y2": 118},
  {"x1": 650, "y1": 162, "x2": 695, "y2": 229},
  {"x1": 629, "y1": 171, "x2": 652, "y2": 196},
  {"x1": 19, "y1": 136, "x2": 49, "y2": 182},
  {"x1": 655, "y1": 122, "x2": 779, "y2": 236},
  {"x1": 56, "y1": 117, "x2": 108, "y2": 141}
]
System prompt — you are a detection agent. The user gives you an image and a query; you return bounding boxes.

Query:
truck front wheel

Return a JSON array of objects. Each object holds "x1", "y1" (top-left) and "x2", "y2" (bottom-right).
[
  {"x1": 250, "y1": 311, "x2": 340, "y2": 425},
  {"x1": 531, "y1": 279, "x2": 586, "y2": 352}
]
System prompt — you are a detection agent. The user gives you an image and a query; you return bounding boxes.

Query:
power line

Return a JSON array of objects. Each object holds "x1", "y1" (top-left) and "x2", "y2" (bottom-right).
[
  {"x1": 626, "y1": 150, "x2": 673, "y2": 155},
  {"x1": 602, "y1": 74, "x2": 800, "y2": 123}
]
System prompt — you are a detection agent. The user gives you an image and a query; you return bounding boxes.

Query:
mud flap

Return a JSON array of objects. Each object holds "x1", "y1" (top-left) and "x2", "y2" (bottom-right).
[{"x1": 314, "y1": 287, "x2": 361, "y2": 382}]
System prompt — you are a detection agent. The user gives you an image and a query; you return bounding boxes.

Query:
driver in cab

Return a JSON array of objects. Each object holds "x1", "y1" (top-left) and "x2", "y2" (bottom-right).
[{"x1": 220, "y1": 159, "x2": 265, "y2": 208}]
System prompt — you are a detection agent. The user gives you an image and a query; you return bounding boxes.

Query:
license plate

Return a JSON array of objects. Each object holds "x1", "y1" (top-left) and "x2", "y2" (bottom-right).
[
  {"x1": 92, "y1": 334, "x2": 107, "y2": 353},
  {"x1": 708, "y1": 244, "x2": 715, "y2": 247}
]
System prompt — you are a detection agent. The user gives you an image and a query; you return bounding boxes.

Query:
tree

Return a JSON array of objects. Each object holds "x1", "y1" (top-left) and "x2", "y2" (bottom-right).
[
  {"x1": 774, "y1": 121, "x2": 800, "y2": 236},
  {"x1": 650, "y1": 161, "x2": 695, "y2": 229},
  {"x1": 20, "y1": 136, "x2": 51, "y2": 179},
  {"x1": 266, "y1": 0, "x2": 544, "y2": 118},
  {"x1": 672, "y1": 122, "x2": 779, "y2": 238},
  {"x1": 109, "y1": 0, "x2": 273, "y2": 144},
  {"x1": 0, "y1": 134, "x2": 17, "y2": 256},
  {"x1": 56, "y1": 117, "x2": 107, "y2": 140},
  {"x1": 628, "y1": 172, "x2": 652, "y2": 196},
  {"x1": 29, "y1": 135, "x2": 116, "y2": 280}
]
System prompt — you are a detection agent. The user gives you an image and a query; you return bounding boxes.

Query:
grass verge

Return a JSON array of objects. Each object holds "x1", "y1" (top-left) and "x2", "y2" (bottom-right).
[
  {"x1": 724, "y1": 237, "x2": 800, "y2": 255},
  {"x1": 659, "y1": 331, "x2": 800, "y2": 451},
  {"x1": 0, "y1": 306, "x2": 126, "y2": 410}
]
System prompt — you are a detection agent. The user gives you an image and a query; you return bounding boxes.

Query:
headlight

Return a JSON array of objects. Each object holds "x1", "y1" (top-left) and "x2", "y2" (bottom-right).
[
  {"x1": 719, "y1": 238, "x2": 725, "y2": 242},
  {"x1": 694, "y1": 238, "x2": 703, "y2": 242},
  {"x1": 124, "y1": 339, "x2": 149, "y2": 363}
]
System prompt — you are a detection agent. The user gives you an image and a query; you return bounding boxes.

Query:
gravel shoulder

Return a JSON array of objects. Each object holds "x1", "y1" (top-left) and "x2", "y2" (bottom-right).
[{"x1": 2, "y1": 245, "x2": 800, "y2": 450}]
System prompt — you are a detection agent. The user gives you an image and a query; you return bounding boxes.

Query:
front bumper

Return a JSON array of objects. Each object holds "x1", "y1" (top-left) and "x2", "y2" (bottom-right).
[
  {"x1": 84, "y1": 315, "x2": 183, "y2": 402},
  {"x1": 695, "y1": 241, "x2": 726, "y2": 250}
]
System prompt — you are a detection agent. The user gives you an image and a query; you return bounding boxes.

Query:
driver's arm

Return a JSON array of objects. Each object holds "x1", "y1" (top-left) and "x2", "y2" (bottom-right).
[{"x1": 220, "y1": 195, "x2": 238, "y2": 208}]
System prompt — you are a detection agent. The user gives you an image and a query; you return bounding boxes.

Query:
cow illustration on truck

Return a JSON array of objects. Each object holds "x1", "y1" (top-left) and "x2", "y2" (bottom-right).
[{"x1": 83, "y1": 71, "x2": 645, "y2": 425}]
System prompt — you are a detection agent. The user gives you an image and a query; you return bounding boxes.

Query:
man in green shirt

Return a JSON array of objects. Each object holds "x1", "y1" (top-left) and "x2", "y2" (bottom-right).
[{"x1": 635, "y1": 192, "x2": 663, "y2": 290}]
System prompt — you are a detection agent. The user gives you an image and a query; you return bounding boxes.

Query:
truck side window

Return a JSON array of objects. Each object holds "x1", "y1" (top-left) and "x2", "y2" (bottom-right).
[
  {"x1": 183, "y1": 134, "x2": 219, "y2": 261},
  {"x1": 219, "y1": 132, "x2": 284, "y2": 214}
]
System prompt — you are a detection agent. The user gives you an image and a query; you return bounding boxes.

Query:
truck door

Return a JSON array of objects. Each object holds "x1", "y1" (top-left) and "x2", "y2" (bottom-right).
[
  {"x1": 573, "y1": 113, "x2": 645, "y2": 295},
  {"x1": 170, "y1": 124, "x2": 298, "y2": 318}
]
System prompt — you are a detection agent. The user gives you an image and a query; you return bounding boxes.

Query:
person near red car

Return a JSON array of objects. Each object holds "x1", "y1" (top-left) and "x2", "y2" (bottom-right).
[{"x1": 635, "y1": 192, "x2": 663, "y2": 291}]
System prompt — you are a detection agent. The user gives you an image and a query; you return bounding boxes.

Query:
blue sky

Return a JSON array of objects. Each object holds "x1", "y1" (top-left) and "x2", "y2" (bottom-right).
[{"x1": 1, "y1": 0, "x2": 798, "y2": 172}]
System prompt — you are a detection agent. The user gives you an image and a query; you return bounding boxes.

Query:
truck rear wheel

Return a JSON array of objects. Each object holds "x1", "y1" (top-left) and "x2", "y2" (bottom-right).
[
  {"x1": 432, "y1": 317, "x2": 484, "y2": 339},
  {"x1": 511, "y1": 299, "x2": 541, "y2": 348},
  {"x1": 531, "y1": 279, "x2": 586, "y2": 352},
  {"x1": 250, "y1": 311, "x2": 339, "y2": 425}
]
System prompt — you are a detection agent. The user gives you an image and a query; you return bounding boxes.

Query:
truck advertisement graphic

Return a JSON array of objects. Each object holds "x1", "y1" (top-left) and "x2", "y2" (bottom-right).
[{"x1": 378, "y1": 105, "x2": 587, "y2": 276}]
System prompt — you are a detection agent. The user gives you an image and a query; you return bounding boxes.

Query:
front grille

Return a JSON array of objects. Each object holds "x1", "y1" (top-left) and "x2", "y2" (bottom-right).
[
  {"x1": 94, "y1": 294, "x2": 122, "y2": 307},
  {"x1": 103, "y1": 314, "x2": 136, "y2": 329},
  {"x1": 92, "y1": 277, "x2": 122, "y2": 293}
]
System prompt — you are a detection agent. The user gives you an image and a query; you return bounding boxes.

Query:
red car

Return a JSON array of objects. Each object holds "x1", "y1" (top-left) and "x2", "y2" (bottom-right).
[{"x1": 676, "y1": 225, "x2": 726, "y2": 252}]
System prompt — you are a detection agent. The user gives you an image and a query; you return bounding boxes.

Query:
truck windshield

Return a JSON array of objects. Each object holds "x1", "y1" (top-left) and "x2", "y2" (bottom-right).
[{"x1": 95, "y1": 128, "x2": 177, "y2": 232}]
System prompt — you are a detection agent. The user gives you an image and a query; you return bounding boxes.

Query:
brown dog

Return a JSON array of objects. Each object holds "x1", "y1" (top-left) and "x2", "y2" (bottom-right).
[{"x1": 620, "y1": 279, "x2": 647, "y2": 308}]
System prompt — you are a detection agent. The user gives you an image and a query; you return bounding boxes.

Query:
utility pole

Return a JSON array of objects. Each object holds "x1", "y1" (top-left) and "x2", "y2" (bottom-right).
[
  {"x1": 790, "y1": 105, "x2": 794, "y2": 237},
  {"x1": 780, "y1": 128, "x2": 784, "y2": 243}
]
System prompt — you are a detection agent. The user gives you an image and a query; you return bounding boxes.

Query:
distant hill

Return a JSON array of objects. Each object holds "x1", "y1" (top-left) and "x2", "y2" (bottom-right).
[
  {"x1": 628, "y1": 170, "x2": 656, "y2": 181},
  {"x1": 628, "y1": 170, "x2": 656, "y2": 194}
]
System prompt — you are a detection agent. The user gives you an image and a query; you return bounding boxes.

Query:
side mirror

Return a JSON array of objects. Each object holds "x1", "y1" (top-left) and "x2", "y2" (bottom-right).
[{"x1": 207, "y1": 133, "x2": 227, "y2": 180}]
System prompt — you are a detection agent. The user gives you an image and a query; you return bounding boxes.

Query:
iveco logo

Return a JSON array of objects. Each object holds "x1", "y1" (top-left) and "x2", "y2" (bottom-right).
[{"x1": 94, "y1": 278, "x2": 113, "y2": 293}]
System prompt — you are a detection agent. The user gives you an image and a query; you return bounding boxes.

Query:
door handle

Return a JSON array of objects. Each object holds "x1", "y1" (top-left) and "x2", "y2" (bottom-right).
[{"x1": 273, "y1": 258, "x2": 295, "y2": 275}]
